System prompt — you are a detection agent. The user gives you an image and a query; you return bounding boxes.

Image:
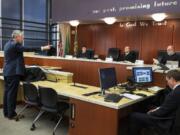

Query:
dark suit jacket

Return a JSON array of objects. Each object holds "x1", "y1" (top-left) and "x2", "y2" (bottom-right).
[
  {"x1": 122, "y1": 51, "x2": 136, "y2": 63},
  {"x1": 150, "y1": 85, "x2": 180, "y2": 118},
  {"x1": 3, "y1": 40, "x2": 41, "y2": 76},
  {"x1": 77, "y1": 51, "x2": 88, "y2": 58},
  {"x1": 160, "y1": 53, "x2": 179, "y2": 66}
]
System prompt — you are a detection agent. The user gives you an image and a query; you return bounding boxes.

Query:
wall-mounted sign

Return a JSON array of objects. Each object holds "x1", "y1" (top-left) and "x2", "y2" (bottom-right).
[
  {"x1": 52, "y1": 0, "x2": 180, "y2": 22},
  {"x1": 119, "y1": 20, "x2": 167, "y2": 28}
]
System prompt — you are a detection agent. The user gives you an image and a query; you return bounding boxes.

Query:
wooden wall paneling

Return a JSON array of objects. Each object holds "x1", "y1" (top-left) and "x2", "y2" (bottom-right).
[
  {"x1": 125, "y1": 27, "x2": 142, "y2": 51},
  {"x1": 77, "y1": 25, "x2": 94, "y2": 50},
  {"x1": 94, "y1": 24, "x2": 107, "y2": 57},
  {"x1": 116, "y1": 25, "x2": 141, "y2": 57},
  {"x1": 156, "y1": 25, "x2": 174, "y2": 49},
  {"x1": 0, "y1": 57, "x2": 4, "y2": 68},
  {"x1": 173, "y1": 20, "x2": 180, "y2": 51},
  {"x1": 105, "y1": 24, "x2": 116, "y2": 54},
  {"x1": 116, "y1": 27, "x2": 128, "y2": 51},
  {"x1": 141, "y1": 25, "x2": 173, "y2": 64},
  {"x1": 141, "y1": 26, "x2": 158, "y2": 63},
  {"x1": 94, "y1": 24, "x2": 114, "y2": 58}
]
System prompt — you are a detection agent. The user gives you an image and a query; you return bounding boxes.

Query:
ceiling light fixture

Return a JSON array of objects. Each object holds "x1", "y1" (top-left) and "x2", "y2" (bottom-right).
[
  {"x1": 69, "y1": 20, "x2": 80, "y2": 27},
  {"x1": 151, "y1": 13, "x2": 167, "y2": 22},
  {"x1": 103, "y1": 17, "x2": 117, "y2": 25}
]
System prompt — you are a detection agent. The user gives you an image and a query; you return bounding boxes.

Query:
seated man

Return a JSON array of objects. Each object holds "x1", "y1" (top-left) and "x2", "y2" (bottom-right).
[
  {"x1": 129, "y1": 69, "x2": 180, "y2": 135},
  {"x1": 121, "y1": 46, "x2": 136, "y2": 63},
  {"x1": 155, "y1": 45, "x2": 179, "y2": 66},
  {"x1": 77, "y1": 46, "x2": 88, "y2": 58}
]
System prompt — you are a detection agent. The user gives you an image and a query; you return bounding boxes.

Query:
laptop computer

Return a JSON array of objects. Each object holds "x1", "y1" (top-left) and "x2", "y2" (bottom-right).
[{"x1": 166, "y1": 61, "x2": 179, "y2": 69}]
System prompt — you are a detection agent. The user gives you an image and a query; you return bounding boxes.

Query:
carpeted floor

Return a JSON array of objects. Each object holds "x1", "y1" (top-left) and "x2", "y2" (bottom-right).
[{"x1": 0, "y1": 105, "x2": 69, "y2": 135}]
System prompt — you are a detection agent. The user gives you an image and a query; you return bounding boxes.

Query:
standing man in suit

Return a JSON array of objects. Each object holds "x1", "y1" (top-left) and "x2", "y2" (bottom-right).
[
  {"x1": 129, "y1": 69, "x2": 180, "y2": 135},
  {"x1": 122, "y1": 46, "x2": 137, "y2": 63},
  {"x1": 3, "y1": 30, "x2": 50, "y2": 119}
]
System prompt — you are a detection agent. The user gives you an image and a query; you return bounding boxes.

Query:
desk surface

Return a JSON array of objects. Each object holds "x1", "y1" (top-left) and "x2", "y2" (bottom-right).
[{"x1": 32, "y1": 81, "x2": 155, "y2": 109}]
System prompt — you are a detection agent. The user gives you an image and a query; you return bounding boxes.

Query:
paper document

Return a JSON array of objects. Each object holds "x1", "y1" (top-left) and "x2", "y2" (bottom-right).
[
  {"x1": 148, "y1": 86, "x2": 163, "y2": 92},
  {"x1": 122, "y1": 93, "x2": 142, "y2": 100}
]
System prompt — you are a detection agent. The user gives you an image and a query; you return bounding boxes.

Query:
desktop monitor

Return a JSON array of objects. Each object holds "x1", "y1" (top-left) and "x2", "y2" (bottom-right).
[
  {"x1": 99, "y1": 67, "x2": 117, "y2": 95},
  {"x1": 133, "y1": 67, "x2": 153, "y2": 84},
  {"x1": 166, "y1": 60, "x2": 179, "y2": 69}
]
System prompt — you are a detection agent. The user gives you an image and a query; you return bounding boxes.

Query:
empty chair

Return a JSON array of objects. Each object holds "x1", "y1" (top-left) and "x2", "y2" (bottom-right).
[
  {"x1": 157, "y1": 50, "x2": 167, "y2": 63},
  {"x1": 16, "y1": 82, "x2": 40, "y2": 121},
  {"x1": 86, "y1": 49, "x2": 94, "y2": 59},
  {"x1": 31, "y1": 86, "x2": 69, "y2": 135},
  {"x1": 107, "y1": 48, "x2": 121, "y2": 61},
  {"x1": 133, "y1": 50, "x2": 139, "y2": 60}
]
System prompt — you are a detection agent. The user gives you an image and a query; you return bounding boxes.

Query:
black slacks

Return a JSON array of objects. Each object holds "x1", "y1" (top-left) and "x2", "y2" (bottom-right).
[
  {"x1": 3, "y1": 75, "x2": 20, "y2": 118},
  {"x1": 129, "y1": 112, "x2": 172, "y2": 135}
]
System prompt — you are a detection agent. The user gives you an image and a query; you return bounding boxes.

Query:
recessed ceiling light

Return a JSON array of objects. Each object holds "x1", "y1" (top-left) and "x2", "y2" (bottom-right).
[
  {"x1": 69, "y1": 20, "x2": 80, "y2": 27},
  {"x1": 151, "y1": 13, "x2": 167, "y2": 22},
  {"x1": 103, "y1": 17, "x2": 117, "y2": 25}
]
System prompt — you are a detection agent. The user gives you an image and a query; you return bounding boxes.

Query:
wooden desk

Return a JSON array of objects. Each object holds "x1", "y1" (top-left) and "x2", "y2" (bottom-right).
[
  {"x1": 32, "y1": 81, "x2": 155, "y2": 135},
  {"x1": 39, "y1": 66, "x2": 62, "y2": 70}
]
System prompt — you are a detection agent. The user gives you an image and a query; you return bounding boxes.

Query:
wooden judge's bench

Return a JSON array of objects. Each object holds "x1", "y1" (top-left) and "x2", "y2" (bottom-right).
[{"x1": 0, "y1": 52, "x2": 167, "y2": 87}]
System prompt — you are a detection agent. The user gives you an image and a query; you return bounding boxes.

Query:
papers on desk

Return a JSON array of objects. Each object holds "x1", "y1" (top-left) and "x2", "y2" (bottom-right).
[
  {"x1": 122, "y1": 93, "x2": 142, "y2": 100},
  {"x1": 148, "y1": 86, "x2": 163, "y2": 92}
]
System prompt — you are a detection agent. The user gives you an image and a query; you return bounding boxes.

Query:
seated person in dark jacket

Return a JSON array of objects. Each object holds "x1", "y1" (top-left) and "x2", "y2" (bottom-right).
[
  {"x1": 121, "y1": 46, "x2": 136, "y2": 63},
  {"x1": 129, "y1": 69, "x2": 180, "y2": 135},
  {"x1": 159, "y1": 45, "x2": 179, "y2": 66},
  {"x1": 77, "y1": 46, "x2": 88, "y2": 58}
]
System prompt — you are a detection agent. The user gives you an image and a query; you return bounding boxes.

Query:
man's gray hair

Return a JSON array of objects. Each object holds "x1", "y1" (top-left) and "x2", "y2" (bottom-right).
[{"x1": 12, "y1": 30, "x2": 24, "y2": 38}]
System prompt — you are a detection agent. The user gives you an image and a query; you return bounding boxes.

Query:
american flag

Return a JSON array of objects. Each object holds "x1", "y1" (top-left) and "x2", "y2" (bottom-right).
[{"x1": 57, "y1": 28, "x2": 64, "y2": 56}]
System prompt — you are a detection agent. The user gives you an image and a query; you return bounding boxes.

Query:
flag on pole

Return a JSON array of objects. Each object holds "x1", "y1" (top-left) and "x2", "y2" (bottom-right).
[
  {"x1": 57, "y1": 26, "x2": 64, "y2": 56},
  {"x1": 73, "y1": 27, "x2": 78, "y2": 57},
  {"x1": 64, "y1": 28, "x2": 71, "y2": 56},
  {"x1": 57, "y1": 23, "x2": 71, "y2": 57}
]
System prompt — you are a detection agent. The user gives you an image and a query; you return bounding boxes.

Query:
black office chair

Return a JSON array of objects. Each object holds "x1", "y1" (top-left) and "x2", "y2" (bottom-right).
[
  {"x1": 176, "y1": 52, "x2": 180, "y2": 57},
  {"x1": 107, "y1": 48, "x2": 121, "y2": 61},
  {"x1": 86, "y1": 49, "x2": 95, "y2": 59},
  {"x1": 30, "y1": 86, "x2": 69, "y2": 135},
  {"x1": 157, "y1": 50, "x2": 167, "y2": 63},
  {"x1": 176, "y1": 52, "x2": 180, "y2": 67},
  {"x1": 133, "y1": 50, "x2": 139, "y2": 60},
  {"x1": 16, "y1": 82, "x2": 40, "y2": 121}
]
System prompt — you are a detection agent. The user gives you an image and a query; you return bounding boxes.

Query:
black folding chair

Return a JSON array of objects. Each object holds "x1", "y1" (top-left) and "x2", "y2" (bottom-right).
[
  {"x1": 16, "y1": 82, "x2": 40, "y2": 121},
  {"x1": 30, "y1": 86, "x2": 69, "y2": 135}
]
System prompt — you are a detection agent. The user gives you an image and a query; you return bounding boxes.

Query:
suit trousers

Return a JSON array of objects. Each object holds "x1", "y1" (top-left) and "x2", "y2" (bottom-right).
[
  {"x1": 129, "y1": 112, "x2": 172, "y2": 135},
  {"x1": 3, "y1": 75, "x2": 20, "y2": 118}
]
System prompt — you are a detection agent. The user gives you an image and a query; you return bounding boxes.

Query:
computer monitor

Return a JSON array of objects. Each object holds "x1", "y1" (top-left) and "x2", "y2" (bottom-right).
[
  {"x1": 133, "y1": 67, "x2": 153, "y2": 84},
  {"x1": 99, "y1": 67, "x2": 117, "y2": 95},
  {"x1": 166, "y1": 61, "x2": 179, "y2": 69}
]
